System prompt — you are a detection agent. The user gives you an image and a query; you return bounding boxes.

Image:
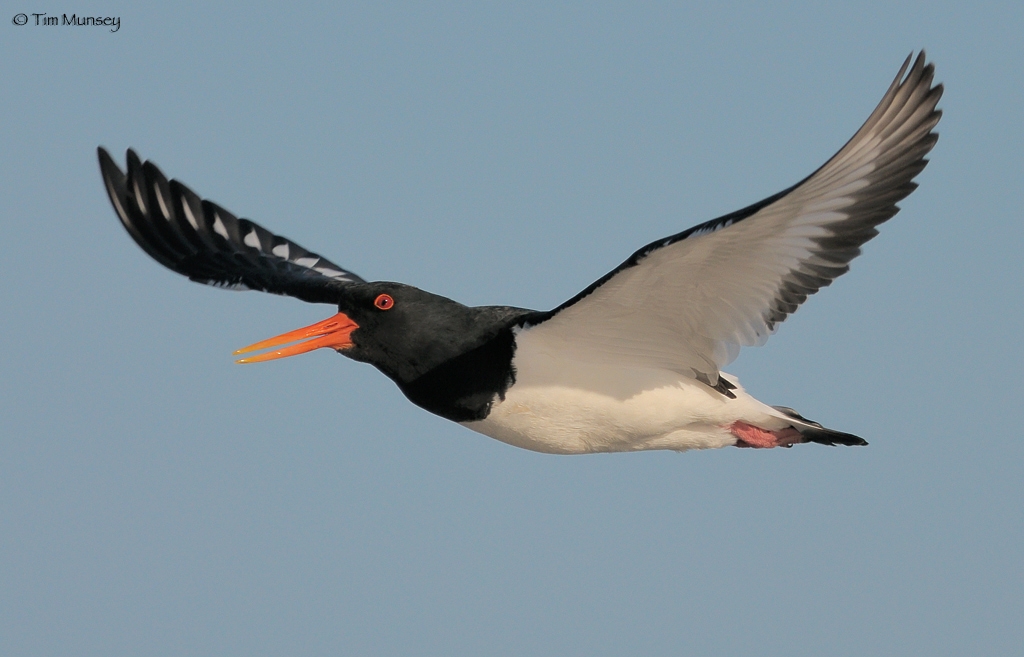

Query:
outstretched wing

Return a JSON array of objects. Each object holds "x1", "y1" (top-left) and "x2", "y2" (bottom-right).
[
  {"x1": 525, "y1": 52, "x2": 942, "y2": 384},
  {"x1": 98, "y1": 148, "x2": 365, "y2": 304}
]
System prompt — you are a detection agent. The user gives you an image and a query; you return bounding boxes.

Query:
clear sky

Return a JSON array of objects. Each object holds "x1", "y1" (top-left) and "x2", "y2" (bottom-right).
[{"x1": 2, "y1": 2, "x2": 1022, "y2": 655}]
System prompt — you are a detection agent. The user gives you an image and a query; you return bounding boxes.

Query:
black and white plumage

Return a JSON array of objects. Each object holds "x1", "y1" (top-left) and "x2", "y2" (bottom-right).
[
  {"x1": 99, "y1": 53, "x2": 942, "y2": 454},
  {"x1": 99, "y1": 149, "x2": 364, "y2": 303}
]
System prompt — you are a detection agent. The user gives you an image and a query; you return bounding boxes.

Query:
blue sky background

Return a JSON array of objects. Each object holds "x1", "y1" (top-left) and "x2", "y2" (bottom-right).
[{"x1": 2, "y1": 2, "x2": 1022, "y2": 655}]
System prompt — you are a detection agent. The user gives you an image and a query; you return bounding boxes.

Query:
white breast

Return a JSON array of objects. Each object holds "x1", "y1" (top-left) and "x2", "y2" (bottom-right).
[{"x1": 461, "y1": 329, "x2": 785, "y2": 454}]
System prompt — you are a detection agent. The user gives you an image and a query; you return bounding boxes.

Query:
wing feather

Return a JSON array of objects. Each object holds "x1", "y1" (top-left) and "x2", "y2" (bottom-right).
[
  {"x1": 98, "y1": 148, "x2": 364, "y2": 304},
  {"x1": 525, "y1": 53, "x2": 942, "y2": 384}
]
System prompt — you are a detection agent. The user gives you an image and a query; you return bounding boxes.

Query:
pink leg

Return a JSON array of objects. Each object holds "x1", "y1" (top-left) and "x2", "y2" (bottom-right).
[{"x1": 730, "y1": 421, "x2": 803, "y2": 448}]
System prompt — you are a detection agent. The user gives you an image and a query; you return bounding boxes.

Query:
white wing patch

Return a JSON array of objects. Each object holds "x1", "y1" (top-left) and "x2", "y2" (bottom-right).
[
  {"x1": 212, "y1": 215, "x2": 229, "y2": 240},
  {"x1": 181, "y1": 200, "x2": 200, "y2": 230},
  {"x1": 243, "y1": 229, "x2": 261, "y2": 249}
]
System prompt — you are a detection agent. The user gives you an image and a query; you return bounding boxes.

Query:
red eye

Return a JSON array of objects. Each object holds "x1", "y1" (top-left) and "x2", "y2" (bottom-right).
[{"x1": 374, "y1": 293, "x2": 394, "y2": 310}]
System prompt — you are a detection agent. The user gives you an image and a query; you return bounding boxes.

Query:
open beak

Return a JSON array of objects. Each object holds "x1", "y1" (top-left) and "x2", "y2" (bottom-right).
[{"x1": 233, "y1": 312, "x2": 359, "y2": 364}]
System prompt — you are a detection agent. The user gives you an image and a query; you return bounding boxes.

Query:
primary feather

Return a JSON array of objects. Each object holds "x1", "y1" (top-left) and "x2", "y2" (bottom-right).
[{"x1": 98, "y1": 148, "x2": 364, "y2": 304}]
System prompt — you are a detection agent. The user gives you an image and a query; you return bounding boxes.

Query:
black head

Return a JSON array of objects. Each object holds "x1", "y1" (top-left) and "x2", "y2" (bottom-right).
[
  {"x1": 335, "y1": 283, "x2": 508, "y2": 378},
  {"x1": 235, "y1": 281, "x2": 538, "y2": 422},
  {"x1": 339, "y1": 282, "x2": 539, "y2": 421}
]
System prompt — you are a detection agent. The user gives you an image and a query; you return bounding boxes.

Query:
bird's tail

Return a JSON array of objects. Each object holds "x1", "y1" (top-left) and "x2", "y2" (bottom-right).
[{"x1": 771, "y1": 406, "x2": 868, "y2": 447}]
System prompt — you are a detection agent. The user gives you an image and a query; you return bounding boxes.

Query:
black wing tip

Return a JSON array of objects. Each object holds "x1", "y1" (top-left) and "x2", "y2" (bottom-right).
[
  {"x1": 96, "y1": 146, "x2": 143, "y2": 205},
  {"x1": 97, "y1": 146, "x2": 125, "y2": 193}
]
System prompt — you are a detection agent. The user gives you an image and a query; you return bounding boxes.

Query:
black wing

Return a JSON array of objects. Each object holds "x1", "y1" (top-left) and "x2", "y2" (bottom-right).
[{"x1": 98, "y1": 148, "x2": 365, "y2": 304}]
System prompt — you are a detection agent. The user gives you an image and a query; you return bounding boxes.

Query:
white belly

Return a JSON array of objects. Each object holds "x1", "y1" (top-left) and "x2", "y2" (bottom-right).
[{"x1": 462, "y1": 349, "x2": 784, "y2": 455}]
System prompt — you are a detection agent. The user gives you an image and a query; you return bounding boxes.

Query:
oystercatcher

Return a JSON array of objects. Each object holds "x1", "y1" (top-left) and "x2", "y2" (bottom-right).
[{"x1": 98, "y1": 53, "x2": 941, "y2": 454}]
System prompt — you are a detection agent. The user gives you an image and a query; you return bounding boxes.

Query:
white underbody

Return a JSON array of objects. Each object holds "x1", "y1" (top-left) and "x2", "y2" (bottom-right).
[
  {"x1": 457, "y1": 58, "x2": 942, "y2": 454},
  {"x1": 462, "y1": 331, "x2": 792, "y2": 455}
]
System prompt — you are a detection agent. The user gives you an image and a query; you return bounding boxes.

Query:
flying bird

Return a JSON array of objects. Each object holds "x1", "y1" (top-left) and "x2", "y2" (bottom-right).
[{"x1": 98, "y1": 53, "x2": 941, "y2": 454}]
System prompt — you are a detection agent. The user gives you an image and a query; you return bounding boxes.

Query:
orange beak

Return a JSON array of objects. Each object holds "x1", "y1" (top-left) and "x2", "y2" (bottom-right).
[{"x1": 233, "y1": 312, "x2": 359, "y2": 364}]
